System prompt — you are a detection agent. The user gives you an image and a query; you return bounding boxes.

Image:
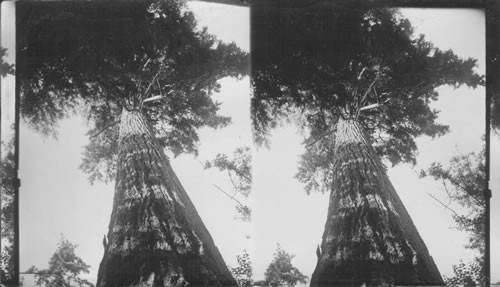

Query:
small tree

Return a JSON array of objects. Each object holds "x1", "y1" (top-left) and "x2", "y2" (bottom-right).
[
  {"x1": 26, "y1": 236, "x2": 94, "y2": 287},
  {"x1": 256, "y1": 244, "x2": 307, "y2": 287}
]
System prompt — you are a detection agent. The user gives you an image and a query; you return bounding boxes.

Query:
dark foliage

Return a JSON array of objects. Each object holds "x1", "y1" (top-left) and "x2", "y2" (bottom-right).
[
  {"x1": 486, "y1": 3, "x2": 500, "y2": 130},
  {"x1": 79, "y1": 125, "x2": 119, "y2": 185},
  {"x1": 17, "y1": 0, "x2": 248, "y2": 182},
  {"x1": 231, "y1": 251, "x2": 253, "y2": 287},
  {"x1": 0, "y1": 140, "x2": 16, "y2": 281},
  {"x1": 251, "y1": 6, "x2": 483, "y2": 193},
  {"x1": 444, "y1": 260, "x2": 482, "y2": 287},
  {"x1": 0, "y1": 47, "x2": 15, "y2": 77},
  {"x1": 295, "y1": 132, "x2": 335, "y2": 194}
]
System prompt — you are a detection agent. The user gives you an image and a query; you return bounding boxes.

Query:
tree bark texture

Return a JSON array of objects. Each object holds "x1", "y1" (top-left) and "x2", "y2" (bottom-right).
[
  {"x1": 96, "y1": 109, "x2": 237, "y2": 287},
  {"x1": 310, "y1": 118, "x2": 444, "y2": 287}
]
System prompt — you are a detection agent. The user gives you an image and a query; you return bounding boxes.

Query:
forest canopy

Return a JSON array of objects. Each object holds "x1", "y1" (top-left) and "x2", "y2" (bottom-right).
[
  {"x1": 251, "y1": 5, "x2": 483, "y2": 194},
  {"x1": 17, "y1": 0, "x2": 248, "y2": 183}
]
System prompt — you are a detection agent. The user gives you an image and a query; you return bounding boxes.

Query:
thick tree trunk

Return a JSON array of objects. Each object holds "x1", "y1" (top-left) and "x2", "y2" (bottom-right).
[
  {"x1": 96, "y1": 109, "x2": 237, "y2": 287},
  {"x1": 310, "y1": 118, "x2": 444, "y2": 287}
]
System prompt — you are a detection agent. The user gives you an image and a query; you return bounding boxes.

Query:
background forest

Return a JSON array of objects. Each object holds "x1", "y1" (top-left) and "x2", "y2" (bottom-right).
[{"x1": 1, "y1": 1, "x2": 499, "y2": 287}]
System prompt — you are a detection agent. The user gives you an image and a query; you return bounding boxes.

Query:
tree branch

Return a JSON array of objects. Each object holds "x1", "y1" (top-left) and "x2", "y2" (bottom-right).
[
  {"x1": 20, "y1": 271, "x2": 62, "y2": 275},
  {"x1": 213, "y1": 184, "x2": 246, "y2": 208},
  {"x1": 0, "y1": 182, "x2": 13, "y2": 193},
  {"x1": 227, "y1": 170, "x2": 239, "y2": 191},
  {"x1": 443, "y1": 175, "x2": 484, "y2": 207},
  {"x1": 142, "y1": 95, "x2": 165, "y2": 103},
  {"x1": 90, "y1": 120, "x2": 120, "y2": 138},
  {"x1": 427, "y1": 192, "x2": 461, "y2": 218},
  {"x1": 359, "y1": 70, "x2": 381, "y2": 110},
  {"x1": 142, "y1": 90, "x2": 175, "y2": 104},
  {"x1": 157, "y1": 78, "x2": 163, "y2": 98},
  {"x1": 359, "y1": 103, "x2": 381, "y2": 112},
  {"x1": 140, "y1": 70, "x2": 161, "y2": 105},
  {"x1": 142, "y1": 58, "x2": 151, "y2": 72},
  {"x1": 229, "y1": 164, "x2": 252, "y2": 183},
  {"x1": 306, "y1": 129, "x2": 335, "y2": 147},
  {"x1": 357, "y1": 66, "x2": 368, "y2": 80},
  {"x1": 359, "y1": 98, "x2": 391, "y2": 112},
  {"x1": 420, "y1": 165, "x2": 484, "y2": 208},
  {"x1": 441, "y1": 178, "x2": 454, "y2": 207},
  {"x1": 55, "y1": 252, "x2": 86, "y2": 270}
]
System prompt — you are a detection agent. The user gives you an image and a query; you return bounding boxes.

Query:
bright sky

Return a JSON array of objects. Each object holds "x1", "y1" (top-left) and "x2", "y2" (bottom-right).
[{"x1": 2, "y1": 2, "x2": 499, "y2": 286}]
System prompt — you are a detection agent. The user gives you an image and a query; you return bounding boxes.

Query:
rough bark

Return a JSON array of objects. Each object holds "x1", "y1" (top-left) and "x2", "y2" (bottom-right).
[
  {"x1": 310, "y1": 118, "x2": 444, "y2": 287},
  {"x1": 96, "y1": 109, "x2": 237, "y2": 287}
]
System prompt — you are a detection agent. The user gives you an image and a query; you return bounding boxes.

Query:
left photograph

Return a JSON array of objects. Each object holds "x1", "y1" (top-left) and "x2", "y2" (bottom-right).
[{"x1": 1, "y1": 1, "x2": 251, "y2": 286}]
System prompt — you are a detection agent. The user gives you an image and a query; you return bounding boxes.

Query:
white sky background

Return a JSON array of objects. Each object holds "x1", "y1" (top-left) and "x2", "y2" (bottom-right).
[{"x1": 1, "y1": 2, "x2": 499, "y2": 286}]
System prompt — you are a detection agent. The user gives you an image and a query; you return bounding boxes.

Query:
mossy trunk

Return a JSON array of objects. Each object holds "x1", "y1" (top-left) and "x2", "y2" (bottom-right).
[
  {"x1": 310, "y1": 118, "x2": 444, "y2": 287},
  {"x1": 96, "y1": 109, "x2": 236, "y2": 287}
]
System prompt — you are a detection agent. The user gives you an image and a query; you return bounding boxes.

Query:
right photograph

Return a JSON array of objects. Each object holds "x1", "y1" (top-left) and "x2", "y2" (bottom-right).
[{"x1": 251, "y1": 5, "x2": 486, "y2": 287}]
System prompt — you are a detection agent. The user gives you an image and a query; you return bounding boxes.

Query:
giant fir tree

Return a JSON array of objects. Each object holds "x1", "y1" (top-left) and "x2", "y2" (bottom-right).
[
  {"x1": 251, "y1": 5, "x2": 483, "y2": 286},
  {"x1": 17, "y1": 1, "x2": 247, "y2": 286}
]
